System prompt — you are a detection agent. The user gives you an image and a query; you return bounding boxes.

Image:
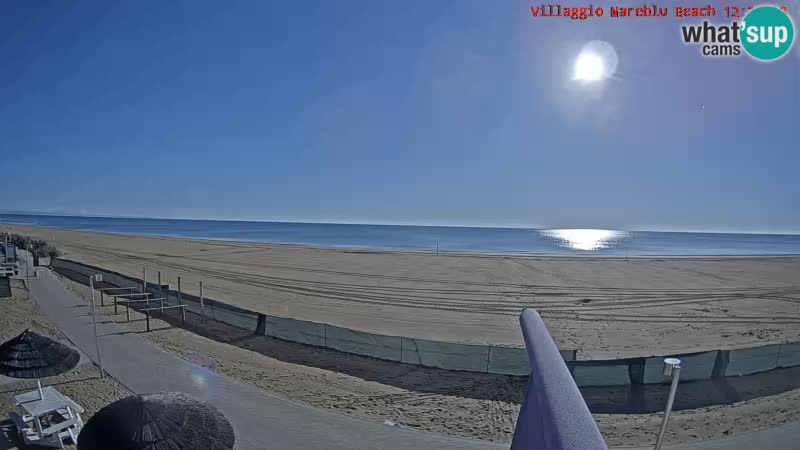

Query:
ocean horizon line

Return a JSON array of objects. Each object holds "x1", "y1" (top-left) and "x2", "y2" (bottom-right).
[
  {"x1": 4, "y1": 213, "x2": 800, "y2": 255},
  {"x1": 1, "y1": 211, "x2": 797, "y2": 237}
]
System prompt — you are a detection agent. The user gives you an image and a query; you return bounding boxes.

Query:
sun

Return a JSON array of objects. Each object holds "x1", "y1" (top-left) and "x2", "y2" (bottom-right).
[
  {"x1": 573, "y1": 52, "x2": 605, "y2": 82},
  {"x1": 571, "y1": 40, "x2": 619, "y2": 84}
]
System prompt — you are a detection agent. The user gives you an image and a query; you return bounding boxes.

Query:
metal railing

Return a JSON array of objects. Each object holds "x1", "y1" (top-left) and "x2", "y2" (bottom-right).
[{"x1": 511, "y1": 308, "x2": 607, "y2": 450}]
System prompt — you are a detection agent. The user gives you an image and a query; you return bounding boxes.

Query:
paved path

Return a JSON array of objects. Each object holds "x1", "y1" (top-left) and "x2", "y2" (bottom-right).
[{"x1": 24, "y1": 263, "x2": 501, "y2": 450}]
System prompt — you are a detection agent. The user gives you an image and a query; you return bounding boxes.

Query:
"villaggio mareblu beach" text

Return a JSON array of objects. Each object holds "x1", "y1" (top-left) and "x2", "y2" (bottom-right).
[{"x1": 530, "y1": 4, "x2": 789, "y2": 20}]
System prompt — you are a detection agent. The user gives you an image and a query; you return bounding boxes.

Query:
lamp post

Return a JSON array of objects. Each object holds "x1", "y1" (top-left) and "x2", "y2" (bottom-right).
[
  {"x1": 89, "y1": 274, "x2": 105, "y2": 379},
  {"x1": 654, "y1": 357, "x2": 682, "y2": 450}
]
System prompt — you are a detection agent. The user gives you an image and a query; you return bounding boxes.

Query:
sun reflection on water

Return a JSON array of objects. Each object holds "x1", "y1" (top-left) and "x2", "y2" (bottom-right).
[{"x1": 540, "y1": 229, "x2": 628, "y2": 251}]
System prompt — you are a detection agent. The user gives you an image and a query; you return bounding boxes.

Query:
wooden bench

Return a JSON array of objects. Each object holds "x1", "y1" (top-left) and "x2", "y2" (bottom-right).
[{"x1": 9, "y1": 412, "x2": 80, "y2": 449}]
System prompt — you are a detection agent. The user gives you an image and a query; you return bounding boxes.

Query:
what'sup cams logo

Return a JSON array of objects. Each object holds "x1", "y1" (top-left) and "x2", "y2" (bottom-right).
[{"x1": 681, "y1": 5, "x2": 795, "y2": 61}]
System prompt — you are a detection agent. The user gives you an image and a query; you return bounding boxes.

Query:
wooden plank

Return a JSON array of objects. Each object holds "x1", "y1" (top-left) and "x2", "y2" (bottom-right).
[
  {"x1": 143, "y1": 304, "x2": 188, "y2": 332},
  {"x1": 140, "y1": 305, "x2": 187, "y2": 312},
  {"x1": 108, "y1": 293, "x2": 151, "y2": 298},
  {"x1": 117, "y1": 297, "x2": 165, "y2": 304},
  {"x1": 40, "y1": 417, "x2": 79, "y2": 436}
]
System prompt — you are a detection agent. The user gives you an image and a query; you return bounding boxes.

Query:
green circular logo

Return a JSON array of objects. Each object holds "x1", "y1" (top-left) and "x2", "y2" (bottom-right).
[{"x1": 741, "y1": 6, "x2": 795, "y2": 61}]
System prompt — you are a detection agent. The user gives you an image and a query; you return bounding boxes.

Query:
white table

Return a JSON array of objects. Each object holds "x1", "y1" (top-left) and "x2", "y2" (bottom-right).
[{"x1": 14, "y1": 386, "x2": 84, "y2": 448}]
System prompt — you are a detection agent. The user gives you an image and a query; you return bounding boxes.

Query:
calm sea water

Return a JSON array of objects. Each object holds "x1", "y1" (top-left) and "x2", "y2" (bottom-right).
[{"x1": 2, "y1": 214, "x2": 799, "y2": 255}]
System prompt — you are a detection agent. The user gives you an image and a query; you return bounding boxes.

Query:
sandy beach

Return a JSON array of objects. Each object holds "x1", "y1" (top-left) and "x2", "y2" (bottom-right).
[
  {"x1": 51, "y1": 265, "x2": 800, "y2": 445},
  {"x1": 3, "y1": 224, "x2": 799, "y2": 446},
  {"x1": 7, "y1": 224, "x2": 800, "y2": 359}
]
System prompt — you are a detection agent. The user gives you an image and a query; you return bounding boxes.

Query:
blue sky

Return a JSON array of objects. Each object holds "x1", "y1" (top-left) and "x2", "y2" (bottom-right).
[{"x1": 1, "y1": 1, "x2": 798, "y2": 232}]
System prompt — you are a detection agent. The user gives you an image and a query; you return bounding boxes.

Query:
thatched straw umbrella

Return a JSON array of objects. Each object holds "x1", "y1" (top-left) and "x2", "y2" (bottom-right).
[
  {"x1": 0, "y1": 329, "x2": 80, "y2": 398},
  {"x1": 78, "y1": 392, "x2": 235, "y2": 450}
]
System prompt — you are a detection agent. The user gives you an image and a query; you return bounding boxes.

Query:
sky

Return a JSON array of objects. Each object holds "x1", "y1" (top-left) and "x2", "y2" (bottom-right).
[{"x1": 1, "y1": 1, "x2": 798, "y2": 233}]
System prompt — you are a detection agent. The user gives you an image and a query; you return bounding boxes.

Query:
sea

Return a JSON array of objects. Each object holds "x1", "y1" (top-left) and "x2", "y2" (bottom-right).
[{"x1": 2, "y1": 214, "x2": 799, "y2": 255}]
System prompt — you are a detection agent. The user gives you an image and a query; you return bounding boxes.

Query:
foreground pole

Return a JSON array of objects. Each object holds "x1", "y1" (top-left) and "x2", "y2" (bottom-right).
[
  {"x1": 90, "y1": 274, "x2": 105, "y2": 379},
  {"x1": 178, "y1": 276, "x2": 185, "y2": 324},
  {"x1": 511, "y1": 309, "x2": 607, "y2": 449},
  {"x1": 25, "y1": 246, "x2": 31, "y2": 285},
  {"x1": 654, "y1": 358, "x2": 682, "y2": 450}
]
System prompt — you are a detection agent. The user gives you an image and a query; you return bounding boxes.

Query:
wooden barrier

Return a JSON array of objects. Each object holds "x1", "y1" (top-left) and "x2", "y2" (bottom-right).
[
  {"x1": 97, "y1": 287, "x2": 136, "y2": 307},
  {"x1": 116, "y1": 297, "x2": 165, "y2": 322},
  {"x1": 108, "y1": 293, "x2": 151, "y2": 315},
  {"x1": 142, "y1": 304, "x2": 187, "y2": 331}
]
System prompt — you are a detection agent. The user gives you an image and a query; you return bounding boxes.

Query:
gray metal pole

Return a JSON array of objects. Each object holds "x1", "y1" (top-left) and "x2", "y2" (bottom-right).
[
  {"x1": 200, "y1": 281, "x2": 205, "y2": 317},
  {"x1": 25, "y1": 246, "x2": 31, "y2": 284},
  {"x1": 143, "y1": 266, "x2": 147, "y2": 293},
  {"x1": 654, "y1": 359, "x2": 682, "y2": 450},
  {"x1": 90, "y1": 276, "x2": 105, "y2": 379},
  {"x1": 178, "y1": 276, "x2": 185, "y2": 324}
]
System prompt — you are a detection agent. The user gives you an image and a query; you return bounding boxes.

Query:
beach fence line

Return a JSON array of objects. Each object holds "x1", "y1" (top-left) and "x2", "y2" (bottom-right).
[{"x1": 50, "y1": 257, "x2": 800, "y2": 383}]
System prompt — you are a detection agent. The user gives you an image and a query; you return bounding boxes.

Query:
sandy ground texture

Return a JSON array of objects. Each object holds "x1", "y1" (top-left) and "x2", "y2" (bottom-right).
[
  {"x1": 55, "y1": 271, "x2": 800, "y2": 447},
  {"x1": 0, "y1": 278, "x2": 130, "y2": 450},
  {"x1": 9, "y1": 224, "x2": 800, "y2": 359}
]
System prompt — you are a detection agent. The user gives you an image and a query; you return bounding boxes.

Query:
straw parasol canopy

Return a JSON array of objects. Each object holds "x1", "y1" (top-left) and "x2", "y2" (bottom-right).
[
  {"x1": 78, "y1": 392, "x2": 235, "y2": 450},
  {"x1": 0, "y1": 329, "x2": 80, "y2": 379}
]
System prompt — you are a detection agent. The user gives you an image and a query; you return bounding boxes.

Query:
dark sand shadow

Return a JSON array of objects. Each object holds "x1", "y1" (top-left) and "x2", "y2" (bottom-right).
[{"x1": 0, "y1": 279, "x2": 11, "y2": 299}]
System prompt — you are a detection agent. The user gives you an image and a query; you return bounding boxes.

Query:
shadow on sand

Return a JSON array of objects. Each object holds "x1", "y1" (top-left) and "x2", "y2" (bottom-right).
[{"x1": 0, "y1": 279, "x2": 11, "y2": 299}]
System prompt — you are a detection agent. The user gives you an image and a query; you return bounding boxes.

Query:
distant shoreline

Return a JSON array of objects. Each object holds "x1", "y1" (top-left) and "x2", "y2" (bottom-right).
[
  {"x1": 5, "y1": 223, "x2": 800, "y2": 259},
  {"x1": 1, "y1": 212, "x2": 798, "y2": 236}
]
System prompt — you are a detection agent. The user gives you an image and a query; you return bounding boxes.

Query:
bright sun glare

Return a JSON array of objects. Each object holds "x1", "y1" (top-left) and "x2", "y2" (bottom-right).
[
  {"x1": 541, "y1": 229, "x2": 628, "y2": 251},
  {"x1": 572, "y1": 40, "x2": 618, "y2": 84},
  {"x1": 573, "y1": 52, "x2": 605, "y2": 82}
]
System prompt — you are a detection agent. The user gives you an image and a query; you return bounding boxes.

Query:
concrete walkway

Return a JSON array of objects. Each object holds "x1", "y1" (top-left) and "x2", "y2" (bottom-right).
[{"x1": 24, "y1": 264, "x2": 502, "y2": 450}]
